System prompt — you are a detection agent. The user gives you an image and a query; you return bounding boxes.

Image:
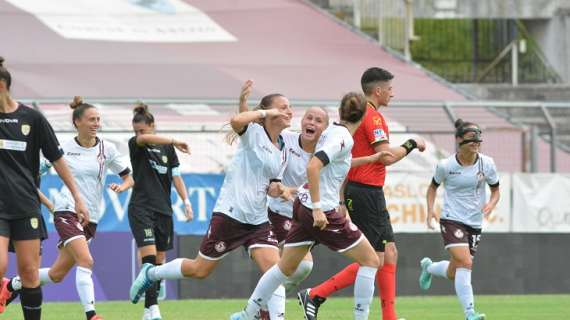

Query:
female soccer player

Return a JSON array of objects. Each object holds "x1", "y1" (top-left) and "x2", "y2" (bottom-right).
[
  {"x1": 419, "y1": 119, "x2": 500, "y2": 320},
  {"x1": 4, "y1": 97, "x2": 134, "y2": 320},
  {"x1": 127, "y1": 103, "x2": 194, "y2": 320},
  {"x1": 130, "y1": 82, "x2": 292, "y2": 320},
  {"x1": 231, "y1": 92, "x2": 393, "y2": 320},
  {"x1": 0, "y1": 58, "x2": 88, "y2": 320}
]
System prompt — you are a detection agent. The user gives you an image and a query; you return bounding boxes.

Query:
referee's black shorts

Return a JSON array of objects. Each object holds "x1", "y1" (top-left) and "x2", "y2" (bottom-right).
[{"x1": 343, "y1": 181, "x2": 394, "y2": 252}]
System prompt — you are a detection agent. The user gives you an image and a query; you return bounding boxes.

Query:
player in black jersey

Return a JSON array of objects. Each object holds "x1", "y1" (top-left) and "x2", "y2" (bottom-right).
[
  {"x1": 127, "y1": 103, "x2": 193, "y2": 320},
  {"x1": 0, "y1": 57, "x2": 89, "y2": 320}
]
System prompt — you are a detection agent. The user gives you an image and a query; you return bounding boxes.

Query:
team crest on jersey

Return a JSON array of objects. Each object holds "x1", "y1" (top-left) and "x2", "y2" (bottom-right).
[
  {"x1": 21, "y1": 124, "x2": 31, "y2": 136},
  {"x1": 283, "y1": 220, "x2": 292, "y2": 231},
  {"x1": 214, "y1": 241, "x2": 227, "y2": 253},
  {"x1": 373, "y1": 117, "x2": 382, "y2": 126},
  {"x1": 30, "y1": 217, "x2": 39, "y2": 229},
  {"x1": 454, "y1": 229, "x2": 464, "y2": 239},
  {"x1": 162, "y1": 155, "x2": 168, "y2": 163}
]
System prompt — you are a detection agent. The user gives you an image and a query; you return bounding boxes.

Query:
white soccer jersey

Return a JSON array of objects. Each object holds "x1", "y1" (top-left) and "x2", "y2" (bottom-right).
[
  {"x1": 54, "y1": 138, "x2": 130, "y2": 223},
  {"x1": 213, "y1": 123, "x2": 287, "y2": 225},
  {"x1": 268, "y1": 130, "x2": 312, "y2": 218},
  {"x1": 433, "y1": 153, "x2": 499, "y2": 228},
  {"x1": 297, "y1": 124, "x2": 353, "y2": 212}
]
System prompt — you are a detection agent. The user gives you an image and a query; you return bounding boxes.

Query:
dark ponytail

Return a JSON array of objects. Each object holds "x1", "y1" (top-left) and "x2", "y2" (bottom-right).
[
  {"x1": 339, "y1": 92, "x2": 367, "y2": 123},
  {"x1": 69, "y1": 96, "x2": 96, "y2": 128},
  {"x1": 0, "y1": 57, "x2": 12, "y2": 90},
  {"x1": 132, "y1": 102, "x2": 154, "y2": 125},
  {"x1": 454, "y1": 118, "x2": 479, "y2": 137}
]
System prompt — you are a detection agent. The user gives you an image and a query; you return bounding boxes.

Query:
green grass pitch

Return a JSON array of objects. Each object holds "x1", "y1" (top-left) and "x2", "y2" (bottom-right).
[{"x1": 2, "y1": 295, "x2": 568, "y2": 319}]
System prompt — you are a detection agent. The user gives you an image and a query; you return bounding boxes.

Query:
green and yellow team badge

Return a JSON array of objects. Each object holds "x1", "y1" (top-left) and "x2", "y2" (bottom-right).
[
  {"x1": 21, "y1": 124, "x2": 31, "y2": 136},
  {"x1": 162, "y1": 155, "x2": 168, "y2": 163},
  {"x1": 30, "y1": 217, "x2": 39, "y2": 229}
]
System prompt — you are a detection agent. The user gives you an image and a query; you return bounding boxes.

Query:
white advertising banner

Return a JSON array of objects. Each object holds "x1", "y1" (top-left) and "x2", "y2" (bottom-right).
[
  {"x1": 6, "y1": 0, "x2": 237, "y2": 42},
  {"x1": 384, "y1": 172, "x2": 511, "y2": 233},
  {"x1": 512, "y1": 173, "x2": 570, "y2": 233}
]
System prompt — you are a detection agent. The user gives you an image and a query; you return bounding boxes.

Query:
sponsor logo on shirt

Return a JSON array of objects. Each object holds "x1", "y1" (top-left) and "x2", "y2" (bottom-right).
[
  {"x1": 148, "y1": 160, "x2": 168, "y2": 174},
  {"x1": 67, "y1": 152, "x2": 81, "y2": 156},
  {"x1": 373, "y1": 128, "x2": 386, "y2": 140},
  {"x1": 0, "y1": 139, "x2": 27, "y2": 151},
  {"x1": 289, "y1": 148, "x2": 302, "y2": 158},
  {"x1": 449, "y1": 171, "x2": 461, "y2": 175},
  {"x1": 0, "y1": 119, "x2": 18, "y2": 124}
]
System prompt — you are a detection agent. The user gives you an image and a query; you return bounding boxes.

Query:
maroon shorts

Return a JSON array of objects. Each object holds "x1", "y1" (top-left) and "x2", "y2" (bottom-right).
[
  {"x1": 268, "y1": 209, "x2": 293, "y2": 244},
  {"x1": 199, "y1": 212, "x2": 278, "y2": 260},
  {"x1": 284, "y1": 199, "x2": 364, "y2": 253},
  {"x1": 440, "y1": 219, "x2": 482, "y2": 256},
  {"x1": 54, "y1": 211, "x2": 97, "y2": 249}
]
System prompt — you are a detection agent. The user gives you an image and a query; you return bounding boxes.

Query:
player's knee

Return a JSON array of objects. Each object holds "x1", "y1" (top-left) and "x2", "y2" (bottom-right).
[
  {"x1": 385, "y1": 244, "x2": 398, "y2": 262},
  {"x1": 76, "y1": 256, "x2": 94, "y2": 270},
  {"x1": 192, "y1": 268, "x2": 211, "y2": 279},
  {"x1": 454, "y1": 257, "x2": 472, "y2": 269},
  {"x1": 360, "y1": 254, "x2": 380, "y2": 268},
  {"x1": 18, "y1": 265, "x2": 39, "y2": 284}
]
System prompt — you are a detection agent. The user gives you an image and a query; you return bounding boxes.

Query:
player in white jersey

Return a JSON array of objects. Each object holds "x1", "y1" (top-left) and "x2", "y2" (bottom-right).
[
  {"x1": 3, "y1": 97, "x2": 133, "y2": 320},
  {"x1": 231, "y1": 92, "x2": 393, "y2": 320},
  {"x1": 419, "y1": 119, "x2": 500, "y2": 320},
  {"x1": 129, "y1": 82, "x2": 293, "y2": 319}
]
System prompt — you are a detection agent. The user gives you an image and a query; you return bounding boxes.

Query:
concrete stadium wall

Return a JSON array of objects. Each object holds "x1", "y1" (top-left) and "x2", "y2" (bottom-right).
[{"x1": 178, "y1": 233, "x2": 570, "y2": 298}]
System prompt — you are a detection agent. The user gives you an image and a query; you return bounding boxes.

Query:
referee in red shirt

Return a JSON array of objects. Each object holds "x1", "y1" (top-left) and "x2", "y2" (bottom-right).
[{"x1": 299, "y1": 67, "x2": 426, "y2": 320}]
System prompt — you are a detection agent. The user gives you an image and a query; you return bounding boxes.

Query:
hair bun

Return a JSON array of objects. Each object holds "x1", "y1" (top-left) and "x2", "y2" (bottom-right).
[
  {"x1": 133, "y1": 102, "x2": 149, "y2": 115},
  {"x1": 69, "y1": 96, "x2": 84, "y2": 109},
  {"x1": 0, "y1": 56, "x2": 5, "y2": 67},
  {"x1": 454, "y1": 118, "x2": 465, "y2": 129}
]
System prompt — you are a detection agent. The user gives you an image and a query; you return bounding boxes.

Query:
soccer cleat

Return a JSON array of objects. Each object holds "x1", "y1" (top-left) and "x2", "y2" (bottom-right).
[
  {"x1": 297, "y1": 289, "x2": 326, "y2": 320},
  {"x1": 0, "y1": 278, "x2": 11, "y2": 314},
  {"x1": 419, "y1": 257, "x2": 433, "y2": 291},
  {"x1": 130, "y1": 263, "x2": 155, "y2": 304},
  {"x1": 142, "y1": 308, "x2": 150, "y2": 320},
  {"x1": 466, "y1": 312, "x2": 486, "y2": 320},
  {"x1": 229, "y1": 310, "x2": 260, "y2": 320},
  {"x1": 149, "y1": 304, "x2": 162, "y2": 320}
]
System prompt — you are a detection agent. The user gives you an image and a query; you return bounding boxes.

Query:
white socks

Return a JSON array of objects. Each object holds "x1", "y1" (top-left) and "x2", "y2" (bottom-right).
[
  {"x1": 455, "y1": 268, "x2": 475, "y2": 316},
  {"x1": 11, "y1": 267, "x2": 54, "y2": 291},
  {"x1": 354, "y1": 266, "x2": 377, "y2": 320},
  {"x1": 427, "y1": 260, "x2": 450, "y2": 279},
  {"x1": 284, "y1": 260, "x2": 313, "y2": 290},
  {"x1": 39, "y1": 268, "x2": 53, "y2": 285},
  {"x1": 267, "y1": 285, "x2": 286, "y2": 319},
  {"x1": 148, "y1": 258, "x2": 184, "y2": 281},
  {"x1": 244, "y1": 265, "x2": 288, "y2": 319},
  {"x1": 76, "y1": 266, "x2": 95, "y2": 313}
]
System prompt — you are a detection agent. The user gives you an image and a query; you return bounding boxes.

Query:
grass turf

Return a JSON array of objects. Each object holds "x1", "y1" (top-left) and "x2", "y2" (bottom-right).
[{"x1": 2, "y1": 295, "x2": 568, "y2": 319}]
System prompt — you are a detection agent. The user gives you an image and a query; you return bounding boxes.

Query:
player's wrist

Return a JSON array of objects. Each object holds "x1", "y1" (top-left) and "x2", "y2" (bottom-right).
[
  {"x1": 312, "y1": 201, "x2": 321, "y2": 209},
  {"x1": 184, "y1": 198, "x2": 191, "y2": 206},
  {"x1": 401, "y1": 139, "x2": 417, "y2": 155}
]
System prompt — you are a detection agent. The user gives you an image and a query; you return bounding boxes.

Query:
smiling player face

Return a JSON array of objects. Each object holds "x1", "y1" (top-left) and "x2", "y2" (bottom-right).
[{"x1": 300, "y1": 107, "x2": 329, "y2": 144}]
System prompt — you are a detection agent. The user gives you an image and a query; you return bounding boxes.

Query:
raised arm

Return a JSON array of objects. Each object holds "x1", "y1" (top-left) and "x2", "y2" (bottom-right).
[{"x1": 135, "y1": 135, "x2": 190, "y2": 154}]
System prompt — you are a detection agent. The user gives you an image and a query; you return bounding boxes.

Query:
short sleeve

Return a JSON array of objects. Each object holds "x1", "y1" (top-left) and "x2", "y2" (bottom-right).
[
  {"x1": 362, "y1": 110, "x2": 389, "y2": 145},
  {"x1": 485, "y1": 158, "x2": 499, "y2": 186},
  {"x1": 38, "y1": 113, "x2": 63, "y2": 162},
  {"x1": 239, "y1": 122, "x2": 265, "y2": 149},
  {"x1": 106, "y1": 141, "x2": 130, "y2": 176},
  {"x1": 314, "y1": 132, "x2": 344, "y2": 166},
  {"x1": 170, "y1": 145, "x2": 180, "y2": 169},
  {"x1": 433, "y1": 161, "x2": 447, "y2": 185}
]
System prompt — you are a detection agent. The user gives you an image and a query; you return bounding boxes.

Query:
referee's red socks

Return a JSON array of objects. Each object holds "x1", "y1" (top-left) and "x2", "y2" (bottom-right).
[
  {"x1": 377, "y1": 263, "x2": 397, "y2": 320},
  {"x1": 309, "y1": 262, "x2": 359, "y2": 299}
]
